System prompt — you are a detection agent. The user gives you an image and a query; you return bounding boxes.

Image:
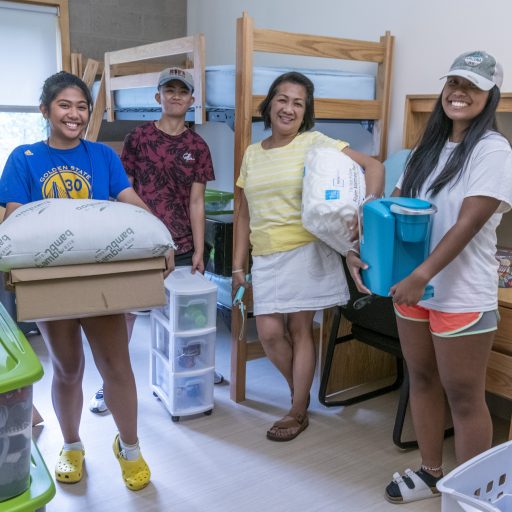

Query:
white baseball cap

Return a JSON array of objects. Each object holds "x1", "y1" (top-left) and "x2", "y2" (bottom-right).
[{"x1": 441, "y1": 50, "x2": 503, "y2": 91}]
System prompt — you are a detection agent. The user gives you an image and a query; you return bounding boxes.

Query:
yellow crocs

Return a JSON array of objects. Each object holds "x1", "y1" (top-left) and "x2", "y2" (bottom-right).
[
  {"x1": 55, "y1": 447, "x2": 85, "y2": 483},
  {"x1": 112, "y1": 434, "x2": 151, "y2": 491}
]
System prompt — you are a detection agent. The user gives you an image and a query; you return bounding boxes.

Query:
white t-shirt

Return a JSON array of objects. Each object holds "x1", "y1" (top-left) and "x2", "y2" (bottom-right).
[{"x1": 396, "y1": 131, "x2": 512, "y2": 312}]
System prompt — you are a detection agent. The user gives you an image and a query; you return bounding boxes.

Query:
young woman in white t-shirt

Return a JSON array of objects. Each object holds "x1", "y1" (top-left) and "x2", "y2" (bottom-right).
[{"x1": 349, "y1": 51, "x2": 512, "y2": 504}]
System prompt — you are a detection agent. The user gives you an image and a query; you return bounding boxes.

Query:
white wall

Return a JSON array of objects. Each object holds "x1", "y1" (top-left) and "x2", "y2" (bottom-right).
[{"x1": 188, "y1": 0, "x2": 512, "y2": 168}]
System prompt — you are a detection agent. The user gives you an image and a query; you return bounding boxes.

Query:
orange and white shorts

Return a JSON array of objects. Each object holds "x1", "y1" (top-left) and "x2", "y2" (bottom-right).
[{"x1": 394, "y1": 304, "x2": 499, "y2": 338}]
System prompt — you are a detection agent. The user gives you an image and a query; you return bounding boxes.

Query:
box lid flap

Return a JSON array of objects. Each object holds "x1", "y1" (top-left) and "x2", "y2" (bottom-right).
[
  {"x1": 0, "y1": 303, "x2": 43, "y2": 392},
  {"x1": 10, "y1": 257, "x2": 166, "y2": 284}
]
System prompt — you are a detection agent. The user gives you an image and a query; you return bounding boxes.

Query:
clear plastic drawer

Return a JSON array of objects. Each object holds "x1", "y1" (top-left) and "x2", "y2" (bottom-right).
[{"x1": 169, "y1": 369, "x2": 214, "y2": 415}]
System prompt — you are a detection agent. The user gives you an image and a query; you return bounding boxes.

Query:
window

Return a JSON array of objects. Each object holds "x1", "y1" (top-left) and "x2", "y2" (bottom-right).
[
  {"x1": 0, "y1": 113, "x2": 47, "y2": 171},
  {"x1": 0, "y1": 0, "x2": 69, "y2": 173}
]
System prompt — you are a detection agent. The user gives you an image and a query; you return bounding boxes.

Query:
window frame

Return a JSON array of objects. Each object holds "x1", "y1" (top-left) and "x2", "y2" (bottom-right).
[
  {"x1": 0, "y1": 1, "x2": 70, "y2": 174},
  {"x1": 7, "y1": 0, "x2": 70, "y2": 71}
]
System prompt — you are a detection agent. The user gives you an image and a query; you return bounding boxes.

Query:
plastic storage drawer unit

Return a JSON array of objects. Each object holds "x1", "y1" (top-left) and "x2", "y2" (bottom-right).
[
  {"x1": 0, "y1": 302, "x2": 44, "y2": 504},
  {"x1": 151, "y1": 267, "x2": 217, "y2": 422}
]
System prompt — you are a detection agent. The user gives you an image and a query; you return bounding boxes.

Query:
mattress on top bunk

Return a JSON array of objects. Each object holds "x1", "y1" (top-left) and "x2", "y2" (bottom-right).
[
  {"x1": 205, "y1": 65, "x2": 375, "y2": 109},
  {"x1": 92, "y1": 65, "x2": 375, "y2": 111}
]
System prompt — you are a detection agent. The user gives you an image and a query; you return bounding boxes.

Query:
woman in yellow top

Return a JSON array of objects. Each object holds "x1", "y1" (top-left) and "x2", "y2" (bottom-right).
[{"x1": 232, "y1": 72, "x2": 384, "y2": 441}]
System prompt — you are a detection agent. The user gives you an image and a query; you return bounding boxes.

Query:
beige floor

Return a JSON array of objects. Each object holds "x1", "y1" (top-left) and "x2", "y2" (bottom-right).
[{"x1": 28, "y1": 313, "x2": 508, "y2": 512}]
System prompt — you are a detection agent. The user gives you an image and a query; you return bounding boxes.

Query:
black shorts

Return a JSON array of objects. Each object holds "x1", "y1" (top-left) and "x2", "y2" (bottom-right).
[{"x1": 175, "y1": 250, "x2": 193, "y2": 267}]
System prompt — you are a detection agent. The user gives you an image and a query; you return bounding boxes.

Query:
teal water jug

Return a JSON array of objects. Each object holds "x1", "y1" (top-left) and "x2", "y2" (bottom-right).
[{"x1": 360, "y1": 198, "x2": 437, "y2": 298}]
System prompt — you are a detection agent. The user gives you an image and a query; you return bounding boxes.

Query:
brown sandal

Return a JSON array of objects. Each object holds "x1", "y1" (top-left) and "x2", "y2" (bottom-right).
[{"x1": 266, "y1": 413, "x2": 309, "y2": 442}]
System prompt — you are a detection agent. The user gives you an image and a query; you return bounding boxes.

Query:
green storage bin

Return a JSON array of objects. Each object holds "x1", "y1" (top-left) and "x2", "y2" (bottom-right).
[
  {"x1": 0, "y1": 441, "x2": 55, "y2": 512},
  {"x1": 204, "y1": 189, "x2": 234, "y2": 214},
  {"x1": 0, "y1": 302, "x2": 44, "y2": 504}
]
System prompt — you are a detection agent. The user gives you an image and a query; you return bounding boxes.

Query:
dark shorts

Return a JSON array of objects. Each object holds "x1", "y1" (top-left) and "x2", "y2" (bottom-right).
[{"x1": 175, "y1": 250, "x2": 193, "y2": 267}]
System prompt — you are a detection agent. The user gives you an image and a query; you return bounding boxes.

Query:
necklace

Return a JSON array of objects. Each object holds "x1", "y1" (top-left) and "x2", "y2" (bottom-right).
[{"x1": 44, "y1": 138, "x2": 94, "y2": 199}]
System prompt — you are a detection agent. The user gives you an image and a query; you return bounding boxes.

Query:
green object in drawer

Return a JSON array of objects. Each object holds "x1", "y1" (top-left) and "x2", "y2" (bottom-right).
[{"x1": 205, "y1": 189, "x2": 234, "y2": 213}]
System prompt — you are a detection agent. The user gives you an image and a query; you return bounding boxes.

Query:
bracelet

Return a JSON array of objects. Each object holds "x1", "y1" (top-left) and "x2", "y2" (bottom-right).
[
  {"x1": 421, "y1": 464, "x2": 443, "y2": 473},
  {"x1": 362, "y1": 193, "x2": 379, "y2": 204},
  {"x1": 346, "y1": 248, "x2": 360, "y2": 257},
  {"x1": 232, "y1": 269, "x2": 245, "y2": 274}
]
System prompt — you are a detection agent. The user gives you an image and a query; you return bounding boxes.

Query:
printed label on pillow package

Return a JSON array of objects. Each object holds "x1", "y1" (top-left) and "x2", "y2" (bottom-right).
[
  {"x1": 0, "y1": 199, "x2": 175, "y2": 271},
  {"x1": 325, "y1": 190, "x2": 340, "y2": 200}
]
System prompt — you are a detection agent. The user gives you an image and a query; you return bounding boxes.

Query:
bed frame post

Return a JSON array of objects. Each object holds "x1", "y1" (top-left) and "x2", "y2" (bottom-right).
[
  {"x1": 193, "y1": 34, "x2": 206, "y2": 124},
  {"x1": 376, "y1": 31, "x2": 394, "y2": 161},
  {"x1": 81, "y1": 58, "x2": 100, "y2": 89},
  {"x1": 231, "y1": 12, "x2": 254, "y2": 402},
  {"x1": 70, "y1": 55, "x2": 103, "y2": 142},
  {"x1": 71, "y1": 53, "x2": 83, "y2": 78},
  {"x1": 104, "y1": 52, "x2": 114, "y2": 123},
  {"x1": 85, "y1": 71, "x2": 105, "y2": 142}
]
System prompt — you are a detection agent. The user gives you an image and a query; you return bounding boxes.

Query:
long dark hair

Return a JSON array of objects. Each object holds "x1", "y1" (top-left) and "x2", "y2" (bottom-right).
[
  {"x1": 401, "y1": 85, "x2": 501, "y2": 197},
  {"x1": 258, "y1": 71, "x2": 315, "y2": 133},
  {"x1": 40, "y1": 71, "x2": 93, "y2": 114}
]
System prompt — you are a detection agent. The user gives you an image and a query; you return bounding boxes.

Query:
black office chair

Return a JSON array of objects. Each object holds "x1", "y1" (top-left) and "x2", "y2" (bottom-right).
[{"x1": 319, "y1": 257, "x2": 453, "y2": 449}]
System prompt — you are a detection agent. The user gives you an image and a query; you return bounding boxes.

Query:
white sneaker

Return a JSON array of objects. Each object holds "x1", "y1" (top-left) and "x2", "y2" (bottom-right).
[
  {"x1": 89, "y1": 387, "x2": 109, "y2": 414},
  {"x1": 214, "y1": 371, "x2": 224, "y2": 385}
]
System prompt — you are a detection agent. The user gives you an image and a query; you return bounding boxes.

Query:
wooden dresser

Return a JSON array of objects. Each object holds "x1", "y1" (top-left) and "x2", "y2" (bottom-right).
[
  {"x1": 403, "y1": 93, "x2": 512, "y2": 148},
  {"x1": 487, "y1": 288, "x2": 512, "y2": 438}
]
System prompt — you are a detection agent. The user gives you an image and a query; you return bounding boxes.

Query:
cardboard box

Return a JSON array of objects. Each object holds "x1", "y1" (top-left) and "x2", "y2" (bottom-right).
[{"x1": 8, "y1": 257, "x2": 166, "y2": 322}]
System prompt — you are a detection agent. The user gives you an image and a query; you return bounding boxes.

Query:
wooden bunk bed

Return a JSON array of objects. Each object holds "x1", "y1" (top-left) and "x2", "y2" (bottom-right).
[
  {"x1": 80, "y1": 34, "x2": 206, "y2": 142},
  {"x1": 82, "y1": 13, "x2": 395, "y2": 404}
]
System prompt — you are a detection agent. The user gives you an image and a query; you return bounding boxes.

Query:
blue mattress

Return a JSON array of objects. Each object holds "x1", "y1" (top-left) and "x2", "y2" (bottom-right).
[
  {"x1": 93, "y1": 65, "x2": 375, "y2": 113},
  {"x1": 205, "y1": 65, "x2": 375, "y2": 109}
]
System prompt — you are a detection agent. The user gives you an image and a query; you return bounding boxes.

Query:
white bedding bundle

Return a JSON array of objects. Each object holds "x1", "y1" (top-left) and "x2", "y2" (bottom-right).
[
  {"x1": 0, "y1": 199, "x2": 175, "y2": 271},
  {"x1": 302, "y1": 146, "x2": 366, "y2": 255}
]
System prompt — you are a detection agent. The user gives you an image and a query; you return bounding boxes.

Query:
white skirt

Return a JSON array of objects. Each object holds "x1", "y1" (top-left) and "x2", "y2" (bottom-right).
[{"x1": 251, "y1": 241, "x2": 349, "y2": 315}]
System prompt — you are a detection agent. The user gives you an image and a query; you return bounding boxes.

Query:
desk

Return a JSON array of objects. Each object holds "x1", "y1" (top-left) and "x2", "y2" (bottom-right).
[
  {"x1": 487, "y1": 288, "x2": 512, "y2": 439},
  {"x1": 321, "y1": 290, "x2": 512, "y2": 439}
]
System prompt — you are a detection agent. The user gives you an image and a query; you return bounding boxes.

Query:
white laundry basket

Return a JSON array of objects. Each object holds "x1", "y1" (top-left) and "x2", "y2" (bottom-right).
[{"x1": 438, "y1": 440, "x2": 512, "y2": 511}]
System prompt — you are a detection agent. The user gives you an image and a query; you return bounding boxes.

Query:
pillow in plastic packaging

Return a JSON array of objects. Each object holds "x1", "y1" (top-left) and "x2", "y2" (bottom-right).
[
  {"x1": 0, "y1": 199, "x2": 175, "y2": 271},
  {"x1": 302, "y1": 146, "x2": 365, "y2": 255}
]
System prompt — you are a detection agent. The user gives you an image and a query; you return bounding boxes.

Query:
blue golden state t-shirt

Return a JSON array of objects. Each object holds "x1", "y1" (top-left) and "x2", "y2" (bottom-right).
[{"x1": 0, "y1": 140, "x2": 130, "y2": 206}]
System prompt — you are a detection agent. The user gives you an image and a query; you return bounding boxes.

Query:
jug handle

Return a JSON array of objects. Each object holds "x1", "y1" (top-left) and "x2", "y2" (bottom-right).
[{"x1": 389, "y1": 204, "x2": 438, "y2": 215}]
